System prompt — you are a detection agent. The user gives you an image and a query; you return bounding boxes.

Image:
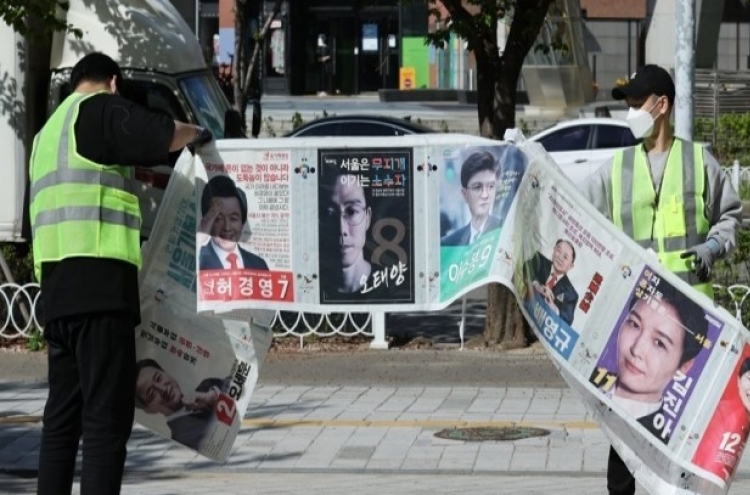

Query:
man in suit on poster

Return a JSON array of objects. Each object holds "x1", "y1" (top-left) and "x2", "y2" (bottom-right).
[
  {"x1": 135, "y1": 358, "x2": 229, "y2": 450},
  {"x1": 441, "y1": 151, "x2": 503, "y2": 247},
  {"x1": 199, "y1": 175, "x2": 269, "y2": 271},
  {"x1": 527, "y1": 238, "x2": 579, "y2": 325}
]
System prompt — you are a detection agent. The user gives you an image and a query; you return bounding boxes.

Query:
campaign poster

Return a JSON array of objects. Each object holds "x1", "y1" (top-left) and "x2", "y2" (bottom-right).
[
  {"x1": 317, "y1": 148, "x2": 414, "y2": 304},
  {"x1": 588, "y1": 266, "x2": 722, "y2": 445},
  {"x1": 438, "y1": 145, "x2": 527, "y2": 302},
  {"x1": 197, "y1": 151, "x2": 295, "y2": 306},
  {"x1": 692, "y1": 344, "x2": 750, "y2": 485},
  {"x1": 135, "y1": 299, "x2": 255, "y2": 461},
  {"x1": 515, "y1": 178, "x2": 621, "y2": 359}
]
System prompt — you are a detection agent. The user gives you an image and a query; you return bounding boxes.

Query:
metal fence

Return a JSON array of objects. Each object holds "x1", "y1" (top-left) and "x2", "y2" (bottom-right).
[{"x1": 3, "y1": 164, "x2": 749, "y2": 347}]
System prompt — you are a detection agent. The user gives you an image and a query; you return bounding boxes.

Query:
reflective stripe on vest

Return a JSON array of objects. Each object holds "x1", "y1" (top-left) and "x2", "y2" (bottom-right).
[
  {"x1": 29, "y1": 92, "x2": 142, "y2": 281},
  {"x1": 611, "y1": 139, "x2": 711, "y2": 296}
]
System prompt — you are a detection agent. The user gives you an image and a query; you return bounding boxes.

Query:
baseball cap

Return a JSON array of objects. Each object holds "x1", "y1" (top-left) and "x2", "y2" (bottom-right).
[{"x1": 611, "y1": 64, "x2": 675, "y2": 104}]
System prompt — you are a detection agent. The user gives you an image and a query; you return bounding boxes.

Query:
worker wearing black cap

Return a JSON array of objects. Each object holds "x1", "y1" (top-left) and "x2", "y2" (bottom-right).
[{"x1": 580, "y1": 64, "x2": 741, "y2": 494}]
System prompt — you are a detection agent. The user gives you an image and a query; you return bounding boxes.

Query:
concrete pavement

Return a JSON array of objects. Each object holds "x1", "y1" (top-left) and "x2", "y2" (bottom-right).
[{"x1": 5, "y1": 380, "x2": 750, "y2": 493}]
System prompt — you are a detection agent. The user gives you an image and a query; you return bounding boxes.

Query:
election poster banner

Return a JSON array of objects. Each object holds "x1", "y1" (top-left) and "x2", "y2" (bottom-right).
[
  {"x1": 588, "y1": 266, "x2": 721, "y2": 445},
  {"x1": 137, "y1": 150, "x2": 272, "y2": 461},
  {"x1": 317, "y1": 148, "x2": 414, "y2": 304},
  {"x1": 197, "y1": 149, "x2": 295, "y2": 311},
  {"x1": 135, "y1": 298, "x2": 258, "y2": 461},
  {"x1": 438, "y1": 145, "x2": 526, "y2": 302},
  {"x1": 511, "y1": 141, "x2": 746, "y2": 495},
  {"x1": 692, "y1": 343, "x2": 750, "y2": 487},
  {"x1": 179, "y1": 136, "x2": 750, "y2": 493}
]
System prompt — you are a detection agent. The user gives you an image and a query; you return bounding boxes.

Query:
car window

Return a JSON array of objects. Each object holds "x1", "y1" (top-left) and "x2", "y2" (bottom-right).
[
  {"x1": 595, "y1": 125, "x2": 637, "y2": 149},
  {"x1": 294, "y1": 123, "x2": 342, "y2": 136},
  {"x1": 116, "y1": 80, "x2": 189, "y2": 122},
  {"x1": 537, "y1": 126, "x2": 592, "y2": 152},
  {"x1": 178, "y1": 74, "x2": 229, "y2": 138},
  {"x1": 343, "y1": 122, "x2": 401, "y2": 136}
]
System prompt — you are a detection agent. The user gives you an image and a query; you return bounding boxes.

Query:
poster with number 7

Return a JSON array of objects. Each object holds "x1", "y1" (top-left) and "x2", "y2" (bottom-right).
[{"x1": 197, "y1": 151, "x2": 296, "y2": 310}]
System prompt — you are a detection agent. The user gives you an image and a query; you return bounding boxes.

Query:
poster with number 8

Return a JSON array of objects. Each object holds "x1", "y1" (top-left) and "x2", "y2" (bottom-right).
[{"x1": 317, "y1": 148, "x2": 414, "y2": 304}]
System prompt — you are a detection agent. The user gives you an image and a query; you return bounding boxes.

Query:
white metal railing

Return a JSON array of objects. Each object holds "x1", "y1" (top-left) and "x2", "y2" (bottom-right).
[
  {"x1": 724, "y1": 161, "x2": 750, "y2": 191},
  {"x1": 0, "y1": 283, "x2": 41, "y2": 339},
  {"x1": 2, "y1": 282, "x2": 750, "y2": 346},
  {"x1": 0, "y1": 282, "x2": 388, "y2": 347}
]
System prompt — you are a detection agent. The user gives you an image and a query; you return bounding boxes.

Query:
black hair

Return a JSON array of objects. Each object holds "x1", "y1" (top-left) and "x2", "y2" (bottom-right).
[
  {"x1": 555, "y1": 238, "x2": 576, "y2": 263},
  {"x1": 201, "y1": 175, "x2": 248, "y2": 225},
  {"x1": 134, "y1": 358, "x2": 163, "y2": 410},
  {"x1": 318, "y1": 166, "x2": 373, "y2": 212},
  {"x1": 627, "y1": 281, "x2": 708, "y2": 366},
  {"x1": 460, "y1": 151, "x2": 498, "y2": 188},
  {"x1": 740, "y1": 357, "x2": 750, "y2": 378},
  {"x1": 69, "y1": 52, "x2": 123, "y2": 91}
]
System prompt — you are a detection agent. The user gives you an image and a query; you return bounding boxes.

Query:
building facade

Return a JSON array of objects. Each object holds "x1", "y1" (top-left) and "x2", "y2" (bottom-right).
[{"x1": 185, "y1": 0, "x2": 750, "y2": 104}]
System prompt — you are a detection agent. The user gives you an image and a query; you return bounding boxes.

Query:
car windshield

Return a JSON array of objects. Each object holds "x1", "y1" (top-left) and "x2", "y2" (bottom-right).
[{"x1": 178, "y1": 73, "x2": 230, "y2": 138}]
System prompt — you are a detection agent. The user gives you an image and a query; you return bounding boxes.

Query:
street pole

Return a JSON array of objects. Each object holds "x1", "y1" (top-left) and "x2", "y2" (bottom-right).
[{"x1": 675, "y1": 0, "x2": 696, "y2": 140}]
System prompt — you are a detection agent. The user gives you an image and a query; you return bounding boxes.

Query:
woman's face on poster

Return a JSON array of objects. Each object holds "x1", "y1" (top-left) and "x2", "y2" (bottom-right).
[
  {"x1": 739, "y1": 370, "x2": 750, "y2": 413},
  {"x1": 616, "y1": 298, "x2": 688, "y2": 403}
]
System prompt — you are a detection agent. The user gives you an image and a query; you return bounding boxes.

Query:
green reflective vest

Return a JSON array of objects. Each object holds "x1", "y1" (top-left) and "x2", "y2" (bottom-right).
[
  {"x1": 29, "y1": 92, "x2": 141, "y2": 282},
  {"x1": 610, "y1": 139, "x2": 712, "y2": 296}
]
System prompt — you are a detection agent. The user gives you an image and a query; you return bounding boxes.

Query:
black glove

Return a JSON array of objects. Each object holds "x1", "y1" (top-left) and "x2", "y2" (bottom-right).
[
  {"x1": 679, "y1": 238, "x2": 722, "y2": 282},
  {"x1": 192, "y1": 126, "x2": 214, "y2": 147}
]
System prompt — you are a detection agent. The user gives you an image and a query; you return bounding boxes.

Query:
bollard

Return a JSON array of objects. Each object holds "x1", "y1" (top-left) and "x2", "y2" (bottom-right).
[{"x1": 370, "y1": 312, "x2": 389, "y2": 349}]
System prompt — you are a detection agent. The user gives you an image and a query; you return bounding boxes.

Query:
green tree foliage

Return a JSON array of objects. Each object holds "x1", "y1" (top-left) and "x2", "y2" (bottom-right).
[
  {"x1": 714, "y1": 229, "x2": 750, "y2": 328},
  {"x1": 695, "y1": 113, "x2": 750, "y2": 167},
  {"x1": 0, "y1": 0, "x2": 81, "y2": 38},
  {"x1": 426, "y1": 0, "x2": 553, "y2": 139}
]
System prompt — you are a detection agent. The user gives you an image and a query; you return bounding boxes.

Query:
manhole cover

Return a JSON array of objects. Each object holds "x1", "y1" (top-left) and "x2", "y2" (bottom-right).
[{"x1": 434, "y1": 426, "x2": 550, "y2": 442}]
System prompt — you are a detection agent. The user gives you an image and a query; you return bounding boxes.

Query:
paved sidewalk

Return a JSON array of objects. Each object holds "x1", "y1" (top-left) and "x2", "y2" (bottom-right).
[{"x1": 3, "y1": 381, "x2": 750, "y2": 493}]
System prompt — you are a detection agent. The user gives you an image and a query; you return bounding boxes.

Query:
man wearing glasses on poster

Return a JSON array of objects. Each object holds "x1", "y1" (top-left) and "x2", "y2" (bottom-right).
[
  {"x1": 318, "y1": 169, "x2": 401, "y2": 301},
  {"x1": 441, "y1": 151, "x2": 503, "y2": 247}
]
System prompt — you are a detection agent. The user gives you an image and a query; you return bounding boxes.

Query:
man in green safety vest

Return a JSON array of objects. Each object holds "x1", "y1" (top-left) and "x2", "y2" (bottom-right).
[
  {"x1": 29, "y1": 52, "x2": 212, "y2": 495},
  {"x1": 580, "y1": 63, "x2": 742, "y2": 495}
]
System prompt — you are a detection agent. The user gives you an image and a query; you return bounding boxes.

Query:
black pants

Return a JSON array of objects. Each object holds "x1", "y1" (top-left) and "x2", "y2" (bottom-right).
[
  {"x1": 607, "y1": 446, "x2": 636, "y2": 495},
  {"x1": 37, "y1": 312, "x2": 136, "y2": 495},
  {"x1": 318, "y1": 62, "x2": 330, "y2": 93}
]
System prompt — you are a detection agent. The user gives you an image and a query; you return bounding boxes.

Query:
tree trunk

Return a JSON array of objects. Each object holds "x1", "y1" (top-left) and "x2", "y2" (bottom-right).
[
  {"x1": 232, "y1": 0, "x2": 284, "y2": 127},
  {"x1": 232, "y1": 0, "x2": 247, "y2": 114},
  {"x1": 477, "y1": 0, "x2": 553, "y2": 349}
]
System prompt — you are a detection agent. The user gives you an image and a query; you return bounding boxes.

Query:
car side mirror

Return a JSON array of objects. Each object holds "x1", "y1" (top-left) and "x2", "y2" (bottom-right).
[{"x1": 224, "y1": 109, "x2": 246, "y2": 138}]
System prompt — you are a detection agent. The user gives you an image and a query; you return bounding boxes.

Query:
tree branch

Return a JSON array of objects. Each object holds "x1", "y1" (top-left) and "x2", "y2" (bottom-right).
[{"x1": 241, "y1": 0, "x2": 283, "y2": 96}]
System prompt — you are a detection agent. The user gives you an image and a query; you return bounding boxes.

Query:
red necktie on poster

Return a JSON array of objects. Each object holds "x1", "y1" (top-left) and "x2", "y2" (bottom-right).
[
  {"x1": 226, "y1": 253, "x2": 238, "y2": 270},
  {"x1": 546, "y1": 273, "x2": 557, "y2": 289}
]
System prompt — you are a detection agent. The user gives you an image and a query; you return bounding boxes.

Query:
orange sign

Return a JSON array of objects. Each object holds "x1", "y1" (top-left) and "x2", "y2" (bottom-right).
[{"x1": 399, "y1": 67, "x2": 416, "y2": 90}]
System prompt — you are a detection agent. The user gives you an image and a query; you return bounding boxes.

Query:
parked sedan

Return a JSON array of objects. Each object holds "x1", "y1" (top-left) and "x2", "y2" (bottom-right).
[
  {"x1": 529, "y1": 117, "x2": 638, "y2": 184},
  {"x1": 285, "y1": 114, "x2": 436, "y2": 137}
]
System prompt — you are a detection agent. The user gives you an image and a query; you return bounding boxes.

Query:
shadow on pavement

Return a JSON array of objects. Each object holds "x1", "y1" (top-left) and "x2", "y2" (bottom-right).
[{"x1": 386, "y1": 297, "x2": 487, "y2": 346}]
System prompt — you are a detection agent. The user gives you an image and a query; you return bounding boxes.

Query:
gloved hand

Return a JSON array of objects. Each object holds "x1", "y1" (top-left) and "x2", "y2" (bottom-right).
[
  {"x1": 192, "y1": 126, "x2": 214, "y2": 147},
  {"x1": 680, "y1": 238, "x2": 722, "y2": 282}
]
